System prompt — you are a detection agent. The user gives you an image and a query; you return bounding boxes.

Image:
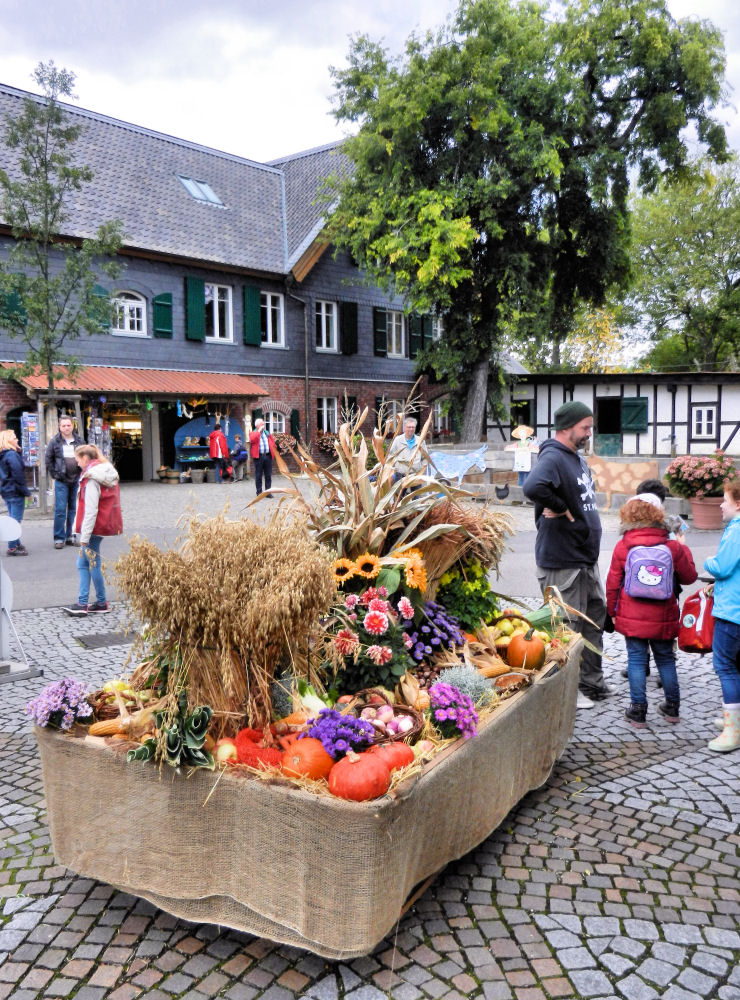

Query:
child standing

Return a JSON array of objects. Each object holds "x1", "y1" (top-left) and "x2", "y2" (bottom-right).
[
  {"x1": 606, "y1": 494, "x2": 698, "y2": 727},
  {"x1": 704, "y1": 480, "x2": 740, "y2": 752}
]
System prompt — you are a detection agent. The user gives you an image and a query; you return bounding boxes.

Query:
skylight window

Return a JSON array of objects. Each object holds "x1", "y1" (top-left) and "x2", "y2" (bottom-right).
[{"x1": 177, "y1": 175, "x2": 223, "y2": 206}]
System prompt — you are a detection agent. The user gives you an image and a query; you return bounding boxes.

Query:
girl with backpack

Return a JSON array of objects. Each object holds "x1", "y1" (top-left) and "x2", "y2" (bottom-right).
[
  {"x1": 606, "y1": 494, "x2": 698, "y2": 728},
  {"x1": 63, "y1": 445, "x2": 122, "y2": 616}
]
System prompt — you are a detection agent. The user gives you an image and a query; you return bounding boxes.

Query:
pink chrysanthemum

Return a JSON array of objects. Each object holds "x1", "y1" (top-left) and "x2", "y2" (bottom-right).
[
  {"x1": 378, "y1": 586, "x2": 388, "y2": 598},
  {"x1": 363, "y1": 609, "x2": 389, "y2": 636},
  {"x1": 344, "y1": 594, "x2": 359, "y2": 610},
  {"x1": 368, "y1": 597, "x2": 390, "y2": 613},
  {"x1": 367, "y1": 645, "x2": 393, "y2": 665},
  {"x1": 402, "y1": 632, "x2": 413, "y2": 649},
  {"x1": 397, "y1": 596, "x2": 414, "y2": 620},
  {"x1": 359, "y1": 587, "x2": 379, "y2": 606},
  {"x1": 334, "y1": 628, "x2": 359, "y2": 655}
]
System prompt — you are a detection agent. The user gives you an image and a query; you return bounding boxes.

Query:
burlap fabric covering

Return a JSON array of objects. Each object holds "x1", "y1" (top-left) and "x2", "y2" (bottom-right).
[{"x1": 35, "y1": 643, "x2": 580, "y2": 959}]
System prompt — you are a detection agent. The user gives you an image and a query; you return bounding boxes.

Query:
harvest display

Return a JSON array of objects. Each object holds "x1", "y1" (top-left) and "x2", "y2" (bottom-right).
[{"x1": 31, "y1": 404, "x2": 583, "y2": 955}]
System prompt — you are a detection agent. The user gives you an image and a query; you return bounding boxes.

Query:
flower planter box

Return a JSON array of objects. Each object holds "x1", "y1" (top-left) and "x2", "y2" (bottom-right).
[{"x1": 35, "y1": 642, "x2": 580, "y2": 960}]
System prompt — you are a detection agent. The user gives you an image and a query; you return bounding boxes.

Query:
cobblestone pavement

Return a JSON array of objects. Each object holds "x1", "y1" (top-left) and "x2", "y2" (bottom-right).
[{"x1": 2, "y1": 603, "x2": 739, "y2": 1000}]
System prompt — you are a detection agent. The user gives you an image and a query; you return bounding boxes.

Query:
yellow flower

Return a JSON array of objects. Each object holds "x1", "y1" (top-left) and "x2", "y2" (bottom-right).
[
  {"x1": 354, "y1": 553, "x2": 381, "y2": 579},
  {"x1": 404, "y1": 556, "x2": 427, "y2": 592},
  {"x1": 331, "y1": 558, "x2": 356, "y2": 585},
  {"x1": 394, "y1": 546, "x2": 423, "y2": 562}
]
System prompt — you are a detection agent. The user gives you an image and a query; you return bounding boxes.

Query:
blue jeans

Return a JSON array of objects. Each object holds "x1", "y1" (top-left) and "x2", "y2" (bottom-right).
[
  {"x1": 77, "y1": 536, "x2": 105, "y2": 606},
  {"x1": 4, "y1": 496, "x2": 25, "y2": 550},
  {"x1": 711, "y1": 618, "x2": 740, "y2": 704},
  {"x1": 626, "y1": 637, "x2": 680, "y2": 704},
  {"x1": 518, "y1": 471, "x2": 528, "y2": 486},
  {"x1": 53, "y1": 480, "x2": 78, "y2": 542}
]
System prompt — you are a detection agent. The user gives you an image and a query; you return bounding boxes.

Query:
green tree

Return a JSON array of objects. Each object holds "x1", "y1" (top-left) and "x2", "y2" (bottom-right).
[
  {"x1": 327, "y1": 0, "x2": 727, "y2": 437},
  {"x1": 628, "y1": 159, "x2": 740, "y2": 371},
  {"x1": 0, "y1": 61, "x2": 123, "y2": 399}
]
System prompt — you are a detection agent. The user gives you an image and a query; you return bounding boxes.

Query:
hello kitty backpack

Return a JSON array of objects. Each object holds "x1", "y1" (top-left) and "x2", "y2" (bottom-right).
[{"x1": 623, "y1": 544, "x2": 674, "y2": 600}]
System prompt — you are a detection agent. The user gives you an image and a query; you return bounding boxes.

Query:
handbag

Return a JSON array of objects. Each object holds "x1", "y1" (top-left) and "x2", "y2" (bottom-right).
[{"x1": 677, "y1": 587, "x2": 715, "y2": 654}]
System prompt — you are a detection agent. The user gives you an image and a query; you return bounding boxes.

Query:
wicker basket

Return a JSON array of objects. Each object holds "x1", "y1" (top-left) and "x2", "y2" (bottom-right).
[{"x1": 345, "y1": 688, "x2": 424, "y2": 746}]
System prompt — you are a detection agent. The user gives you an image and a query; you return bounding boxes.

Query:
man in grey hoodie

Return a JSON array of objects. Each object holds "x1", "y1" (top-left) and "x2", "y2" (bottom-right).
[{"x1": 523, "y1": 401, "x2": 615, "y2": 709}]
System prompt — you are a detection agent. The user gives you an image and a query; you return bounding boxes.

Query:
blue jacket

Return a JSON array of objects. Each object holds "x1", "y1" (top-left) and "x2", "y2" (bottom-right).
[
  {"x1": 0, "y1": 448, "x2": 31, "y2": 499},
  {"x1": 522, "y1": 438, "x2": 601, "y2": 568},
  {"x1": 705, "y1": 515, "x2": 740, "y2": 625}
]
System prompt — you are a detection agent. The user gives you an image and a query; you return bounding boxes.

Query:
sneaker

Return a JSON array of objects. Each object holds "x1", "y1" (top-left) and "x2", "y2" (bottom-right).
[
  {"x1": 7, "y1": 545, "x2": 28, "y2": 556},
  {"x1": 63, "y1": 604, "x2": 88, "y2": 616},
  {"x1": 577, "y1": 691, "x2": 595, "y2": 710},
  {"x1": 590, "y1": 683, "x2": 618, "y2": 701},
  {"x1": 88, "y1": 602, "x2": 110, "y2": 614},
  {"x1": 657, "y1": 701, "x2": 680, "y2": 723},
  {"x1": 65, "y1": 537, "x2": 79, "y2": 546},
  {"x1": 54, "y1": 541, "x2": 65, "y2": 549},
  {"x1": 625, "y1": 702, "x2": 648, "y2": 728}
]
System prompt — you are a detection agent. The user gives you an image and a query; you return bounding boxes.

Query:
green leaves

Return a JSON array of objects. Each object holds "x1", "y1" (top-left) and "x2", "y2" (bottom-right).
[{"x1": 132, "y1": 699, "x2": 214, "y2": 770}]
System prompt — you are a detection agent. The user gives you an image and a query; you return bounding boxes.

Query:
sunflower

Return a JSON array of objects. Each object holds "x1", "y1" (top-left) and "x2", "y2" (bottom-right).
[
  {"x1": 393, "y1": 546, "x2": 423, "y2": 562},
  {"x1": 404, "y1": 556, "x2": 427, "y2": 592},
  {"x1": 331, "y1": 558, "x2": 356, "y2": 585},
  {"x1": 354, "y1": 553, "x2": 381, "y2": 579}
]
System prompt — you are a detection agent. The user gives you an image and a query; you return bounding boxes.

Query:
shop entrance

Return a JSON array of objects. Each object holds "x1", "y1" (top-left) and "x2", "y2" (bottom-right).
[
  {"x1": 159, "y1": 405, "x2": 192, "y2": 469},
  {"x1": 109, "y1": 411, "x2": 143, "y2": 480}
]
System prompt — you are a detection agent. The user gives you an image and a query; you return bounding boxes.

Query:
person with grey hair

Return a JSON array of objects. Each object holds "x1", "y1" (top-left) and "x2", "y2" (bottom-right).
[
  {"x1": 523, "y1": 400, "x2": 616, "y2": 709},
  {"x1": 387, "y1": 416, "x2": 427, "y2": 479}
]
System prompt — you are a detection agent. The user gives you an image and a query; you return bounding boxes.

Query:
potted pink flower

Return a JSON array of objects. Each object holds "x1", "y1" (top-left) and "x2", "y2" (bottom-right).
[{"x1": 664, "y1": 451, "x2": 737, "y2": 529}]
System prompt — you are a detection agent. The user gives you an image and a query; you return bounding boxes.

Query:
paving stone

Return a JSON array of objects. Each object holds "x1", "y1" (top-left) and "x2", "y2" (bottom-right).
[
  {"x1": 677, "y1": 967, "x2": 719, "y2": 996},
  {"x1": 569, "y1": 969, "x2": 614, "y2": 997},
  {"x1": 306, "y1": 975, "x2": 339, "y2": 1000},
  {"x1": 636, "y1": 958, "x2": 681, "y2": 988},
  {"x1": 663, "y1": 925, "x2": 704, "y2": 946},
  {"x1": 615, "y1": 973, "x2": 660, "y2": 1000}
]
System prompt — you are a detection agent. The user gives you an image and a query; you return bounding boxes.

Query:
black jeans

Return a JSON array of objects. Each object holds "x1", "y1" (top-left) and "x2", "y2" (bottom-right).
[{"x1": 254, "y1": 454, "x2": 272, "y2": 494}]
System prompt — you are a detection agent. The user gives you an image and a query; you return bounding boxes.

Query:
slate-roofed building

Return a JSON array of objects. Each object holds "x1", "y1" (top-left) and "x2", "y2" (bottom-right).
[{"x1": 0, "y1": 82, "x2": 446, "y2": 480}]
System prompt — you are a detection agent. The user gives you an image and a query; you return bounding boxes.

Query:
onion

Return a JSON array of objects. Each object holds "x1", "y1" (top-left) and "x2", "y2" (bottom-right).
[
  {"x1": 395, "y1": 715, "x2": 414, "y2": 734},
  {"x1": 370, "y1": 718, "x2": 387, "y2": 735},
  {"x1": 360, "y1": 707, "x2": 377, "y2": 720},
  {"x1": 385, "y1": 717, "x2": 400, "y2": 734},
  {"x1": 375, "y1": 704, "x2": 395, "y2": 724}
]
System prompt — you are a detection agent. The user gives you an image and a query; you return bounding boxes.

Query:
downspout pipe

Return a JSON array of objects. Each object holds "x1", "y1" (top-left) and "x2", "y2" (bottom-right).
[{"x1": 286, "y1": 279, "x2": 310, "y2": 448}]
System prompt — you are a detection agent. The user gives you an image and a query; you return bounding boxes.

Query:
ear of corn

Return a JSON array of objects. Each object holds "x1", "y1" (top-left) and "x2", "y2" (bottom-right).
[{"x1": 89, "y1": 718, "x2": 126, "y2": 737}]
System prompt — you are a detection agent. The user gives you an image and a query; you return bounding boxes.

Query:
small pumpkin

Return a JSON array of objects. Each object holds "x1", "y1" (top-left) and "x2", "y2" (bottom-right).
[
  {"x1": 281, "y1": 737, "x2": 334, "y2": 780},
  {"x1": 367, "y1": 742, "x2": 415, "y2": 771},
  {"x1": 506, "y1": 627, "x2": 546, "y2": 670},
  {"x1": 328, "y1": 750, "x2": 391, "y2": 801}
]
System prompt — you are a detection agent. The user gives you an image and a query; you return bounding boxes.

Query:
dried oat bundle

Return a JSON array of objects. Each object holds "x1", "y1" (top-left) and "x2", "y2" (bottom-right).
[{"x1": 116, "y1": 514, "x2": 335, "y2": 729}]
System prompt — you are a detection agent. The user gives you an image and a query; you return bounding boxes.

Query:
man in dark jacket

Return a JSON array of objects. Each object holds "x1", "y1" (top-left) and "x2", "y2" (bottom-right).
[
  {"x1": 523, "y1": 401, "x2": 615, "y2": 709},
  {"x1": 44, "y1": 415, "x2": 84, "y2": 549}
]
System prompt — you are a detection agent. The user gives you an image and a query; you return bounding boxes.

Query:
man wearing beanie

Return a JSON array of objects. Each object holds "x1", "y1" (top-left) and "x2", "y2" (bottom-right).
[{"x1": 523, "y1": 400, "x2": 615, "y2": 708}]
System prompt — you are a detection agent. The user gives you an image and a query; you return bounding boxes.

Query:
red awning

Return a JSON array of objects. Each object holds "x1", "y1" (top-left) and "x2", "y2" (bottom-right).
[{"x1": 1, "y1": 363, "x2": 267, "y2": 398}]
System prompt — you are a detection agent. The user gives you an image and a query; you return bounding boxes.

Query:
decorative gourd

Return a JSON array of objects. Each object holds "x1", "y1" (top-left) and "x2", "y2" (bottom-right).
[
  {"x1": 328, "y1": 750, "x2": 391, "y2": 801},
  {"x1": 368, "y1": 742, "x2": 415, "y2": 771},
  {"x1": 506, "y1": 627, "x2": 546, "y2": 670},
  {"x1": 281, "y1": 737, "x2": 334, "y2": 780}
]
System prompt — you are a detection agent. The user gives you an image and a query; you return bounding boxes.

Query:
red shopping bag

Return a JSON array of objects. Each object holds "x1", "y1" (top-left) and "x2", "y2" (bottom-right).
[{"x1": 677, "y1": 588, "x2": 715, "y2": 654}]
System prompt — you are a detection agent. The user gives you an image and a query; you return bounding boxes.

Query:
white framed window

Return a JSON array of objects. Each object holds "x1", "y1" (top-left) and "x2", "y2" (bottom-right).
[
  {"x1": 261, "y1": 292, "x2": 284, "y2": 347},
  {"x1": 315, "y1": 300, "x2": 338, "y2": 352},
  {"x1": 387, "y1": 310, "x2": 405, "y2": 357},
  {"x1": 265, "y1": 411, "x2": 286, "y2": 434},
  {"x1": 693, "y1": 405, "x2": 716, "y2": 439},
  {"x1": 387, "y1": 400, "x2": 405, "y2": 421},
  {"x1": 432, "y1": 316, "x2": 444, "y2": 341},
  {"x1": 177, "y1": 175, "x2": 223, "y2": 206},
  {"x1": 112, "y1": 291, "x2": 147, "y2": 337},
  {"x1": 433, "y1": 400, "x2": 449, "y2": 433},
  {"x1": 204, "y1": 284, "x2": 232, "y2": 341},
  {"x1": 317, "y1": 397, "x2": 338, "y2": 433}
]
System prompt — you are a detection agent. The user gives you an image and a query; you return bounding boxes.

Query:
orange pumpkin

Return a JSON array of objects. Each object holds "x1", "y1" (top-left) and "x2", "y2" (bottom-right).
[
  {"x1": 281, "y1": 737, "x2": 334, "y2": 781},
  {"x1": 506, "y1": 628, "x2": 546, "y2": 670},
  {"x1": 328, "y1": 751, "x2": 391, "y2": 800},
  {"x1": 367, "y1": 742, "x2": 415, "y2": 771}
]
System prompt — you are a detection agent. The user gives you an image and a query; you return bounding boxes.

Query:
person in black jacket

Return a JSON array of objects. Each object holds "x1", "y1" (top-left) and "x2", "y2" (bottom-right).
[
  {"x1": 0, "y1": 429, "x2": 31, "y2": 555},
  {"x1": 44, "y1": 415, "x2": 84, "y2": 549},
  {"x1": 522, "y1": 401, "x2": 615, "y2": 709}
]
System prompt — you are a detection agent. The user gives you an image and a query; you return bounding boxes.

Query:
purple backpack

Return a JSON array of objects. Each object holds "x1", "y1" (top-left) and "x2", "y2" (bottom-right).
[{"x1": 623, "y1": 544, "x2": 674, "y2": 601}]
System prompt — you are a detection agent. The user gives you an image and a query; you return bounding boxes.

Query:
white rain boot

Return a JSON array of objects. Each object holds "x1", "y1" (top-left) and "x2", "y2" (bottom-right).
[{"x1": 708, "y1": 704, "x2": 740, "y2": 752}]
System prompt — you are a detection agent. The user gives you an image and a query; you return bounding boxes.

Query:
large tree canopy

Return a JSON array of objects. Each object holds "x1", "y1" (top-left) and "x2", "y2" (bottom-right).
[
  {"x1": 327, "y1": 0, "x2": 727, "y2": 438},
  {"x1": 628, "y1": 159, "x2": 740, "y2": 372}
]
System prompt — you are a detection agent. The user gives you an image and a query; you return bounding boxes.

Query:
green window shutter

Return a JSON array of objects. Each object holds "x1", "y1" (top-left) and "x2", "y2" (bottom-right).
[
  {"x1": 373, "y1": 308, "x2": 387, "y2": 357},
  {"x1": 152, "y1": 293, "x2": 173, "y2": 338},
  {"x1": 252, "y1": 407, "x2": 264, "y2": 424},
  {"x1": 621, "y1": 397, "x2": 648, "y2": 433},
  {"x1": 185, "y1": 276, "x2": 205, "y2": 341},
  {"x1": 243, "y1": 285, "x2": 262, "y2": 346},
  {"x1": 422, "y1": 315, "x2": 434, "y2": 349},
  {"x1": 289, "y1": 408, "x2": 300, "y2": 439},
  {"x1": 91, "y1": 283, "x2": 110, "y2": 333},
  {"x1": 340, "y1": 301, "x2": 358, "y2": 355},
  {"x1": 0, "y1": 287, "x2": 26, "y2": 328},
  {"x1": 408, "y1": 314, "x2": 422, "y2": 358}
]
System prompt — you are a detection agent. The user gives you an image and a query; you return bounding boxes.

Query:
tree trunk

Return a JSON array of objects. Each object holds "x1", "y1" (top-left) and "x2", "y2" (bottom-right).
[{"x1": 460, "y1": 358, "x2": 489, "y2": 444}]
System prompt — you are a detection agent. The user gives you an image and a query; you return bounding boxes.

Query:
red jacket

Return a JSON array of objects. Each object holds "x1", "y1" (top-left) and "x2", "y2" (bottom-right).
[
  {"x1": 606, "y1": 525, "x2": 698, "y2": 640},
  {"x1": 249, "y1": 428, "x2": 277, "y2": 460},
  {"x1": 208, "y1": 429, "x2": 229, "y2": 461}
]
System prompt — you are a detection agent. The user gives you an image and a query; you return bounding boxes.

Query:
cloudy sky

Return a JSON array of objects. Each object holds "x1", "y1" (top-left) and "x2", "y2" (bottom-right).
[{"x1": 0, "y1": 0, "x2": 737, "y2": 163}]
